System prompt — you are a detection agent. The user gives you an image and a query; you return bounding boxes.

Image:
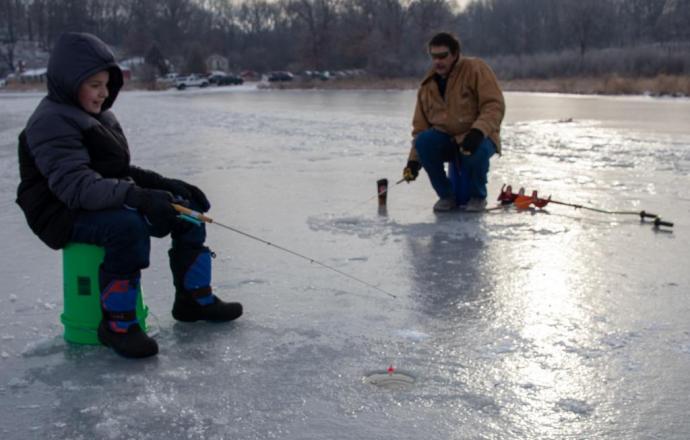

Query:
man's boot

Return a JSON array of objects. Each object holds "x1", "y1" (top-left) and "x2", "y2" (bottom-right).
[
  {"x1": 169, "y1": 246, "x2": 243, "y2": 322},
  {"x1": 433, "y1": 195, "x2": 457, "y2": 212},
  {"x1": 97, "y1": 268, "x2": 158, "y2": 358}
]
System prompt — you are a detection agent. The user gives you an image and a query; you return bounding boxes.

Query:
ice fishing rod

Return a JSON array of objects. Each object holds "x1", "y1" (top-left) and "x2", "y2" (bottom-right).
[
  {"x1": 498, "y1": 184, "x2": 674, "y2": 228},
  {"x1": 172, "y1": 204, "x2": 398, "y2": 299}
]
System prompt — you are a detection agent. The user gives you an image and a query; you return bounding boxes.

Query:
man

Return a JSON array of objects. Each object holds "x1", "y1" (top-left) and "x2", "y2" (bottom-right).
[{"x1": 402, "y1": 32, "x2": 505, "y2": 212}]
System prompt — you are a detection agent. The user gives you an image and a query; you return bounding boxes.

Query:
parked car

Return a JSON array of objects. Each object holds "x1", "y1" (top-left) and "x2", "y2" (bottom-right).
[
  {"x1": 175, "y1": 74, "x2": 209, "y2": 90},
  {"x1": 267, "y1": 71, "x2": 294, "y2": 82},
  {"x1": 217, "y1": 74, "x2": 244, "y2": 86},
  {"x1": 207, "y1": 71, "x2": 227, "y2": 85},
  {"x1": 241, "y1": 70, "x2": 259, "y2": 81},
  {"x1": 303, "y1": 70, "x2": 330, "y2": 81}
]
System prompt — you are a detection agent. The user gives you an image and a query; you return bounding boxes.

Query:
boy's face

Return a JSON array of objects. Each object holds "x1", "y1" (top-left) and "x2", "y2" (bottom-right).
[{"x1": 78, "y1": 70, "x2": 109, "y2": 114}]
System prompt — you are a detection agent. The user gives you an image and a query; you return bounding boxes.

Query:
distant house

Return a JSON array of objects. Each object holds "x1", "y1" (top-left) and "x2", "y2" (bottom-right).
[
  {"x1": 118, "y1": 57, "x2": 144, "y2": 80},
  {"x1": 206, "y1": 54, "x2": 229, "y2": 72},
  {"x1": 119, "y1": 57, "x2": 146, "y2": 69},
  {"x1": 119, "y1": 66, "x2": 132, "y2": 81}
]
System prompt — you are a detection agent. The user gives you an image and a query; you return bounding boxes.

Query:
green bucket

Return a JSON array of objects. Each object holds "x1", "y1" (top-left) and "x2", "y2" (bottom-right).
[{"x1": 60, "y1": 243, "x2": 149, "y2": 345}]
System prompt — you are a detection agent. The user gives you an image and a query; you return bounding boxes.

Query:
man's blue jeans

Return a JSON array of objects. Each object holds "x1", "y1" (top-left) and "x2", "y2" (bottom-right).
[
  {"x1": 415, "y1": 128, "x2": 496, "y2": 205},
  {"x1": 70, "y1": 205, "x2": 206, "y2": 276}
]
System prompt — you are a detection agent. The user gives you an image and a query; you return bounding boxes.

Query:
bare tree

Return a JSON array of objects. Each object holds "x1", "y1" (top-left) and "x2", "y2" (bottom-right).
[
  {"x1": 287, "y1": 0, "x2": 340, "y2": 70},
  {"x1": 0, "y1": 0, "x2": 687, "y2": 79},
  {"x1": 0, "y1": 0, "x2": 21, "y2": 72}
]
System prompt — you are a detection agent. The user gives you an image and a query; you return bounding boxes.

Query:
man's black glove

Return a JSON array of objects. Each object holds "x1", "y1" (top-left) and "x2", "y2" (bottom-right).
[
  {"x1": 403, "y1": 160, "x2": 421, "y2": 182},
  {"x1": 158, "y1": 178, "x2": 211, "y2": 212},
  {"x1": 459, "y1": 128, "x2": 485, "y2": 155},
  {"x1": 125, "y1": 186, "x2": 178, "y2": 236}
]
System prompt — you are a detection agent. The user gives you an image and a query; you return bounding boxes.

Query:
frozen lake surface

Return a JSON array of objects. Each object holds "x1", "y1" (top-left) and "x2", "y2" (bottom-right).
[{"x1": 1, "y1": 86, "x2": 689, "y2": 439}]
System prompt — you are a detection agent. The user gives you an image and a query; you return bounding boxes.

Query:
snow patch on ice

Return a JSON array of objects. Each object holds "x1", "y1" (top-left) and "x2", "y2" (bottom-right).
[
  {"x1": 393, "y1": 329, "x2": 431, "y2": 341},
  {"x1": 161, "y1": 367, "x2": 192, "y2": 380},
  {"x1": 461, "y1": 392, "x2": 500, "y2": 413},
  {"x1": 8, "y1": 377, "x2": 29, "y2": 388},
  {"x1": 94, "y1": 416, "x2": 122, "y2": 440},
  {"x1": 238, "y1": 278, "x2": 267, "y2": 286},
  {"x1": 555, "y1": 341, "x2": 603, "y2": 359},
  {"x1": 36, "y1": 299, "x2": 56, "y2": 310},
  {"x1": 21, "y1": 335, "x2": 65, "y2": 358},
  {"x1": 599, "y1": 331, "x2": 639, "y2": 350},
  {"x1": 307, "y1": 215, "x2": 391, "y2": 240},
  {"x1": 556, "y1": 398, "x2": 594, "y2": 416}
]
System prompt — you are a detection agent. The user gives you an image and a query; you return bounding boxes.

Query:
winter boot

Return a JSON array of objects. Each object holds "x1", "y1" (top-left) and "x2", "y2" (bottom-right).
[
  {"x1": 433, "y1": 196, "x2": 458, "y2": 212},
  {"x1": 97, "y1": 268, "x2": 158, "y2": 358},
  {"x1": 169, "y1": 246, "x2": 243, "y2": 322}
]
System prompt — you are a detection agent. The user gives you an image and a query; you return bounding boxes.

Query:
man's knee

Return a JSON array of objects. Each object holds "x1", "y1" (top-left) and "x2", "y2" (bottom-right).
[
  {"x1": 464, "y1": 139, "x2": 495, "y2": 165},
  {"x1": 415, "y1": 129, "x2": 445, "y2": 152}
]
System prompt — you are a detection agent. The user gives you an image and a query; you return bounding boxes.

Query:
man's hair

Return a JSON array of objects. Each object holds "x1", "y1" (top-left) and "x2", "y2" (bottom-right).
[{"x1": 428, "y1": 32, "x2": 462, "y2": 55}]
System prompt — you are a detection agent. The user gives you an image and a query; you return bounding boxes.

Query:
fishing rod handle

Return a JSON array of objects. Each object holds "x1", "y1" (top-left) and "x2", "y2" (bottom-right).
[
  {"x1": 639, "y1": 210, "x2": 658, "y2": 219},
  {"x1": 171, "y1": 203, "x2": 213, "y2": 223},
  {"x1": 653, "y1": 218, "x2": 674, "y2": 228}
]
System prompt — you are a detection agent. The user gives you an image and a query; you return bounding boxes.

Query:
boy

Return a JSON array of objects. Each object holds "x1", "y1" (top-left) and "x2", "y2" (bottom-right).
[{"x1": 16, "y1": 32, "x2": 242, "y2": 358}]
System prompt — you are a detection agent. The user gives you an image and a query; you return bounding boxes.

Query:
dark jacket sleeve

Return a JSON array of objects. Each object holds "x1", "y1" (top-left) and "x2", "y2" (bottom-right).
[
  {"x1": 25, "y1": 113, "x2": 133, "y2": 210},
  {"x1": 128, "y1": 165, "x2": 168, "y2": 190}
]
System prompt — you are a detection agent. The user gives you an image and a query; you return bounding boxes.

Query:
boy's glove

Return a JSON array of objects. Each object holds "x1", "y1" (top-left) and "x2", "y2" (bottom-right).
[
  {"x1": 459, "y1": 129, "x2": 484, "y2": 155},
  {"x1": 159, "y1": 178, "x2": 211, "y2": 212},
  {"x1": 125, "y1": 186, "x2": 178, "y2": 236},
  {"x1": 402, "y1": 160, "x2": 421, "y2": 182}
]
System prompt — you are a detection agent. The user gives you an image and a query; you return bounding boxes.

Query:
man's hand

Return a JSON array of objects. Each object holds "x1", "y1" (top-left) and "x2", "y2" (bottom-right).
[
  {"x1": 459, "y1": 129, "x2": 485, "y2": 156},
  {"x1": 402, "y1": 160, "x2": 421, "y2": 182}
]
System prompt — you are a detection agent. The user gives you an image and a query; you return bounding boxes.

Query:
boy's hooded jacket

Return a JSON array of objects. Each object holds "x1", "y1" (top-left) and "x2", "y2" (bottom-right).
[{"x1": 16, "y1": 32, "x2": 170, "y2": 249}]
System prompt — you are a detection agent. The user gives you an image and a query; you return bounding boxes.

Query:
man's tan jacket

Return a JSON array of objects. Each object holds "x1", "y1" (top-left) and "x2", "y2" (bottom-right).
[{"x1": 409, "y1": 56, "x2": 505, "y2": 161}]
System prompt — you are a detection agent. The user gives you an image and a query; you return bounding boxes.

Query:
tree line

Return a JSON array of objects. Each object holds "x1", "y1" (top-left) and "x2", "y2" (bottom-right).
[{"x1": 1, "y1": 0, "x2": 689, "y2": 79}]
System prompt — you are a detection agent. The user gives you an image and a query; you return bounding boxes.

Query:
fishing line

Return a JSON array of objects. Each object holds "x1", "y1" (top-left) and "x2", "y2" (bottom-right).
[{"x1": 173, "y1": 204, "x2": 398, "y2": 299}]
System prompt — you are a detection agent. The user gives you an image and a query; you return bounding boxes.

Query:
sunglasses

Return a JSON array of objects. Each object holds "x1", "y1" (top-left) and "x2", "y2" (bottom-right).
[{"x1": 429, "y1": 51, "x2": 451, "y2": 60}]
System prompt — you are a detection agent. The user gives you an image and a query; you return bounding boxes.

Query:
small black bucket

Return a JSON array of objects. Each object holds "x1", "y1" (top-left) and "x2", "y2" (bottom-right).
[{"x1": 377, "y1": 178, "x2": 388, "y2": 206}]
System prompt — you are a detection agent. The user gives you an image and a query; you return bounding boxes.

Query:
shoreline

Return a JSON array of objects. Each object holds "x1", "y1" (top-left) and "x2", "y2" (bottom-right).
[
  {"x1": 261, "y1": 74, "x2": 690, "y2": 97},
  {"x1": 2, "y1": 74, "x2": 688, "y2": 98}
]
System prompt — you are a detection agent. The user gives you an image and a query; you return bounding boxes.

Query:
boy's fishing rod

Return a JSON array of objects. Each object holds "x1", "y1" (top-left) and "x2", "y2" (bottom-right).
[{"x1": 172, "y1": 204, "x2": 398, "y2": 299}]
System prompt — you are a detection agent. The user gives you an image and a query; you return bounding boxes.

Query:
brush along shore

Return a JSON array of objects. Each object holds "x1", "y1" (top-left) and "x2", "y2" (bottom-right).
[
  {"x1": 261, "y1": 74, "x2": 690, "y2": 97},
  {"x1": 3, "y1": 74, "x2": 688, "y2": 97}
]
